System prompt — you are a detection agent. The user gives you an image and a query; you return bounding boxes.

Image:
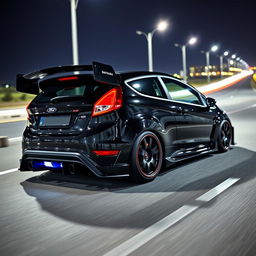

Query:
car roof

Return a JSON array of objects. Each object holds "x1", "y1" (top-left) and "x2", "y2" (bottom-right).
[
  {"x1": 119, "y1": 71, "x2": 178, "y2": 81},
  {"x1": 38, "y1": 71, "x2": 181, "y2": 86}
]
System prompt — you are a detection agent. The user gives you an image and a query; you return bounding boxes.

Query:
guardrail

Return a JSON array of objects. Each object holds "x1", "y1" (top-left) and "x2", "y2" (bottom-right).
[
  {"x1": 0, "y1": 136, "x2": 22, "y2": 148},
  {"x1": 0, "y1": 109, "x2": 26, "y2": 147},
  {"x1": 0, "y1": 136, "x2": 9, "y2": 147},
  {"x1": 0, "y1": 108, "x2": 26, "y2": 123}
]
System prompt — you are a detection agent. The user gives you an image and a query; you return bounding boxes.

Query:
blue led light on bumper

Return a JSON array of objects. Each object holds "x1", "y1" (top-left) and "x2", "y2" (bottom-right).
[{"x1": 32, "y1": 161, "x2": 63, "y2": 170}]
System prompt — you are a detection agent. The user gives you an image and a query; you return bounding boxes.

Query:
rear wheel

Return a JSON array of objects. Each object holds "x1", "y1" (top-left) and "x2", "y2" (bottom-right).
[
  {"x1": 217, "y1": 120, "x2": 232, "y2": 152},
  {"x1": 130, "y1": 131, "x2": 163, "y2": 183}
]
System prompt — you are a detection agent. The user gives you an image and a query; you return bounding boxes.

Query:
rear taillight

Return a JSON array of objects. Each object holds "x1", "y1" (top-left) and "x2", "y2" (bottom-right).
[
  {"x1": 26, "y1": 102, "x2": 32, "y2": 119},
  {"x1": 92, "y1": 87, "x2": 122, "y2": 117},
  {"x1": 92, "y1": 150, "x2": 120, "y2": 156},
  {"x1": 58, "y1": 76, "x2": 78, "y2": 81}
]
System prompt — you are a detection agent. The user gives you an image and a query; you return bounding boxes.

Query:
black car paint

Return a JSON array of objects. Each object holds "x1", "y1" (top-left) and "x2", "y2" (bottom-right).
[{"x1": 20, "y1": 71, "x2": 233, "y2": 177}]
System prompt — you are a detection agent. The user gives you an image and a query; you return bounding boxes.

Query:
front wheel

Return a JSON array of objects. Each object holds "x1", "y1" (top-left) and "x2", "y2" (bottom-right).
[
  {"x1": 130, "y1": 131, "x2": 163, "y2": 183},
  {"x1": 217, "y1": 120, "x2": 232, "y2": 152}
]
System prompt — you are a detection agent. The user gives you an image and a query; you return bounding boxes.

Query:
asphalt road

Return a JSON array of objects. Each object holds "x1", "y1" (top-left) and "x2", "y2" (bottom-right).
[
  {"x1": 0, "y1": 76, "x2": 255, "y2": 256},
  {"x1": 0, "y1": 120, "x2": 25, "y2": 138}
]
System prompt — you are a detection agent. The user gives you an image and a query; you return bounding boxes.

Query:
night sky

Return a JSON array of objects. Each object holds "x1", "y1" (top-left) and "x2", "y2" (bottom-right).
[{"x1": 1, "y1": 0, "x2": 255, "y2": 84}]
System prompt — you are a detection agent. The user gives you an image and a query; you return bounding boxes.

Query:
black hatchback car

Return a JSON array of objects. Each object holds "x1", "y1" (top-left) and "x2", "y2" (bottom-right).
[{"x1": 16, "y1": 62, "x2": 234, "y2": 182}]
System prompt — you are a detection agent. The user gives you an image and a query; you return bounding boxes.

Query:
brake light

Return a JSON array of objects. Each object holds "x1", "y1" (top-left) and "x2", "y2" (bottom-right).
[
  {"x1": 92, "y1": 87, "x2": 122, "y2": 117},
  {"x1": 58, "y1": 76, "x2": 78, "y2": 81},
  {"x1": 92, "y1": 150, "x2": 120, "y2": 156}
]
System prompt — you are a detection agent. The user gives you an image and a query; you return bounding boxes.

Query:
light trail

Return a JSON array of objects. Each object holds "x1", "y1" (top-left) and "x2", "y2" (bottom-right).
[{"x1": 197, "y1": 70, "x2": 253, "y2": 94}]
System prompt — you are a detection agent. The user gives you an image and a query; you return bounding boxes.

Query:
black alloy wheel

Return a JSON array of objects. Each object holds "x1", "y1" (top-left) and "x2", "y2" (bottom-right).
[
  {"x1": 218, "y1": 120, "x2": 232, "y2": 152},
  {"x1": 130, "y1": 131, "x2": 163, "y2": 182}
]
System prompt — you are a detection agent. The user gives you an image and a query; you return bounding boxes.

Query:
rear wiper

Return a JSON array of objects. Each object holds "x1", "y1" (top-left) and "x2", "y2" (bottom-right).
[{"x1": 50, "y1": 95, "x2": 85, "y2": 103}]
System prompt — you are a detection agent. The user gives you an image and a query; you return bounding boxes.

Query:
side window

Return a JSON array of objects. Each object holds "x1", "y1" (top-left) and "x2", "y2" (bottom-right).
[
  {"x1": 128, "y1": 77, "x2": 167, "y2": 98},
  {"x1": 161, "y1": 77, "x2": 203, "y2": 105}
]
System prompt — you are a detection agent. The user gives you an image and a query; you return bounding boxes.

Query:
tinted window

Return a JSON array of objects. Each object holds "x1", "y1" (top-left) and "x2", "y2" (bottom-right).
[
  {"x1": 35, "y1": 75, "x2": 112, "y2": 103},
  {"x1": 128, "y1": 77, "x2": 166, "y2": 98},
  {"x1": 161, "y1": 78, "x2": 203, "y2": 105}
]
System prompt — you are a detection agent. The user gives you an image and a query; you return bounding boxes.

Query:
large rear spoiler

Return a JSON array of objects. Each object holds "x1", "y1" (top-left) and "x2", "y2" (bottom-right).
[{"x1": 16, "y1": 62, "x2": 119, "y2": 94}]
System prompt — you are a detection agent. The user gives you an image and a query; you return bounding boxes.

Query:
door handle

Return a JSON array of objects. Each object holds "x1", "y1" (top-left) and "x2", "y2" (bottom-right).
[
  {"x1": 177, "y1": 107, "x2": 189, "y2": 114},
  {"x1": 177, "y1": 107, "x2": 183, "y2": 113}
]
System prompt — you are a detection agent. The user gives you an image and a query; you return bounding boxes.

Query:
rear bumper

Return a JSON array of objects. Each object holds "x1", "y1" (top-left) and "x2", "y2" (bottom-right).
[{"x1": 20, "y1": 149, "x2": 130, "y2": 177}]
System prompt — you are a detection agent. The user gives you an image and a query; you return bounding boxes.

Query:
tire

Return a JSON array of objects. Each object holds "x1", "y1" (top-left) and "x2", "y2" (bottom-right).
[
  {"x1": 217, "y1": 120, "x2": 232, "y2": 152},
  {"x1": 130, "y1": 131, "x2": 163, "y2": 183}
]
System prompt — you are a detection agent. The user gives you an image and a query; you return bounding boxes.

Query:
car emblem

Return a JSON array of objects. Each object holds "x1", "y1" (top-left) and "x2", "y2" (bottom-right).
[{"x1": 46, "y1": 107, "x2": 57, "y2": 113}]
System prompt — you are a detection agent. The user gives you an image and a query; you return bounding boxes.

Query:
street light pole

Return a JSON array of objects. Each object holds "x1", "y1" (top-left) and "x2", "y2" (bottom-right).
[
  {"x1": 147, "y1": 32, "x2": 153, "y2": 72},
  {"x1": 181, "y1": 45, "x2": 187, "y2": 83},
  {"x1": 202, "y1": 45, "x2": 218, "y2": 83},
  {"x1": 236, "y1": 57, "x2": 241, "y2": 69},
  {"x1": 136, "y1": 21, "x2": 168, "y2": 72},
  {"x1": 70, "y1": 0, "x2": 79, "y2": 65},
  {"x1": 206, "y1": 51, "x2": 210, "y2": 83},
  {"x1": 227, "y1": 58, "x2": 230, "y2": 71},
  {"x1": 174, "y1": 44, "x2": 188, "y2": 83},
  {"x1": 222, "y1": 51, "x2": 229, "y2": 76},
  {"x1": 220, "y1": 55, "x2": 223, "y2": 78},
  {"x1": 174, "y1": 37, "x2": 197, "y2": 83},
  {"x1": 231, "y1": 54, "x2": 237, "y2": 69},
  {"x1": 136, "y1": 31, "x2": 155, "y2": 72},
  {"x1": 217, "y1": 51, "x2": 228, "y2": 79}
]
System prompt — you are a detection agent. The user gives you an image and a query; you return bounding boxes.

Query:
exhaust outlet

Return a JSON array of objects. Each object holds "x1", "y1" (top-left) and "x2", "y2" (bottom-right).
[
  {"x1": 68, "y1": 163, "x2": 76, "y2": 175},
  {"x1": 27, "y1": 160, "x2": 33, "y2": 171}
]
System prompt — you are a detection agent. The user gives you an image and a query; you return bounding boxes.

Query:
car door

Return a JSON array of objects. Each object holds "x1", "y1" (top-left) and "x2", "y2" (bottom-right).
[
  {"x1": 159, "y1": 76, "x2": 214, "y2": 148},
  {"x1": 124, "y1": 75, "x2": 178, "y2": 157}
]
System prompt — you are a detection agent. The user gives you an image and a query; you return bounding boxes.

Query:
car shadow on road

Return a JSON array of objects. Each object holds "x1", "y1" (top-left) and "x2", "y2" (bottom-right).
[{"x1": 20, "y1": 146, "x2": 256, "y2": 228}]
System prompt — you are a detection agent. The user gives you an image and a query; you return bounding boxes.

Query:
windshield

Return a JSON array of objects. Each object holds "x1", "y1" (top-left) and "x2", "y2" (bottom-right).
[{"x1": 35, "y1": 75, "x2": 113, "y2": 104}]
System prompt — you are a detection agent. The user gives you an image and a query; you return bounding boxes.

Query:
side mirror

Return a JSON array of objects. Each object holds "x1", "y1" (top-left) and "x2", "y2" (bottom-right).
[{"x1": 206, "y1": 97, "x2": 216, "y2": 107}]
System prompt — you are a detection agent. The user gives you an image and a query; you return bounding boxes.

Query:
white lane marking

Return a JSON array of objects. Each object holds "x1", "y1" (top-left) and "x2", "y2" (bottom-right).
[
  {"x1": 103, "y1": 205, "x2": 198, "y2": 256},
  {"x1": 9, "y1": 136, "x2": 22, "y2": 142},
  {"x1": 228, "y1": 104, "x2": 256, "y2": 114},
  {"x1": 103, "y1": 177, "x2": 240, "y2": 256},
  {"x1": 0, "y1": 168, "x2": 18, "y2": 176},
  {"x1": 196, "y1": 178, "x2": 240, "y2": 202}
]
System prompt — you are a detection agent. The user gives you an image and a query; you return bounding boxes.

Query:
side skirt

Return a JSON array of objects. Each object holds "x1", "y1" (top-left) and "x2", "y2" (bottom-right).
[{"x1": 165, "y1": 146, "x2": 217, "y2": 163}]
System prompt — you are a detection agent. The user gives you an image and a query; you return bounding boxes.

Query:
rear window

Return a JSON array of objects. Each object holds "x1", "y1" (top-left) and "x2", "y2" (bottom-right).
[
  {"x1": 35, "y1": 75, "x2": 113, "y2": 104},
  {"x1": 127, "y1": 77, "x2": 166, "y2": 98}
]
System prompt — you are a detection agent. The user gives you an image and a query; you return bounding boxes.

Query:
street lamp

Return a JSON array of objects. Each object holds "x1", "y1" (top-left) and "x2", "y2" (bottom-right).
[
  {"x1": 157, "y1": 21, "x2": 168, "y2": 31},
  {"x1": 201, "y1": 45, "x2": 218, "y2": 83},
  {"x1": 225, "y1": 52, "x2": 236, "y2": 71},
  {"x1": 211, "y1": 45, "x2": 218, "y2": 52},
  {"x1": 219, "y1": 51, "x2": 229, "y2": 78},
  {"x1": 224, "y1": 51, "x2": 229, "y2": 56},
  {"x1": 136, "y1": 20, "x2": 168, "y2": 72},
  {"x1": 236, "y1": 57, "x2": 241, "y2": 69},
  {"x1": 231, "y1": 54, "x2": 237, "y2": 68},
  {"x1": 70, "y1": 0, "x2": 79, "y2": 65},
  {"x1": 174, "y1": 37, "x2": 197, "y2": 83}
]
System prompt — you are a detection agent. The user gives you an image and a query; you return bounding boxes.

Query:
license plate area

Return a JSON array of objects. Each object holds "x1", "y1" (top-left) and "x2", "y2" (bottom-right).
[{"x1": 39, "y1": 115, "x2": 71, "y2": 127}]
